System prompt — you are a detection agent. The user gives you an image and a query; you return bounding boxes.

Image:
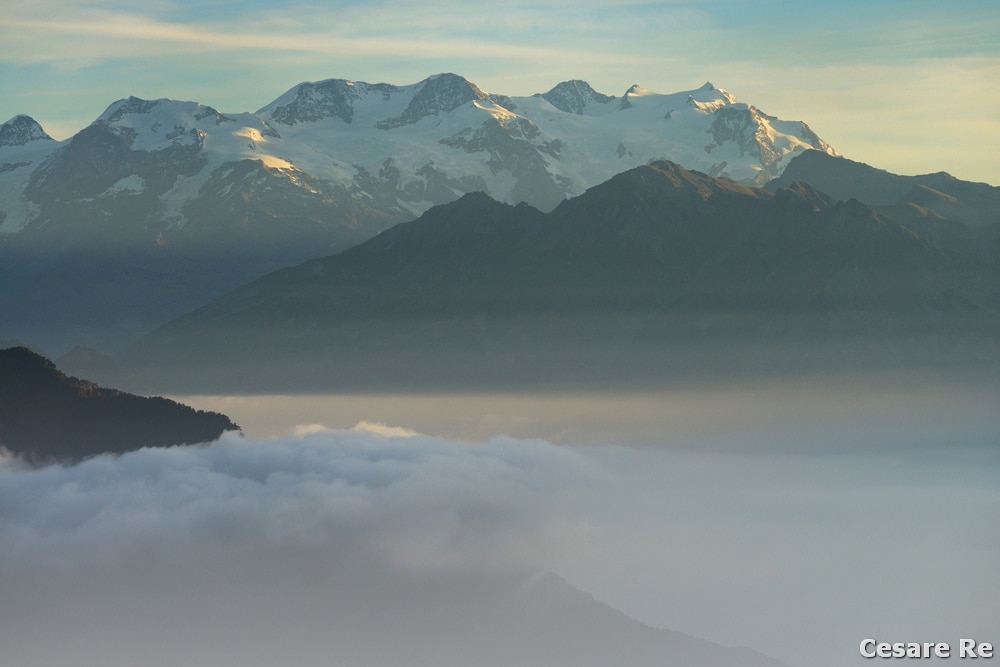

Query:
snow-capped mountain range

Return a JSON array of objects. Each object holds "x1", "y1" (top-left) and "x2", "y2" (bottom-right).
[
  {"x1": 0, "y1": 73, "x2": 835, "y2": 237},
  {"x1": 0, "y1": 73, "x2": 842, "y2": 355}
]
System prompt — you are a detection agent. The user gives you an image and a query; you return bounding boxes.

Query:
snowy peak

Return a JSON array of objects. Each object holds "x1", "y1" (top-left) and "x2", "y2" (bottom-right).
[
  {"x1": 686, "y1": 86, "x2": 735, "y2": 111},
  {"x1": 84, "y1": 96, "x2": 292, "y2": 167},
  {"x1": 705, "y1": 102, "x2": 836, "y2": 181},
  {"x1": 262, "y1": 78, "x2": 402, "y2": 125},
  {"x1": 97, "y1": 96, "x2": 164, "y2": 123},
  {"x1": 97, "y1": 96, "x2": 233, "y2": 127},
  {"x1": 260, "y1": 74, "x2": 494, "y2": 130},
  {"x1": 536, "y1": 80, "x2": 615, "y2": 115},
  {"x1": 0, "y1": 115, "x2": 53, "y2": 147},
  {"x1": 92, "y1": 96, "x2": 242, "y2": 150},
  {"x1": 377, "y1": 73, "x2": 488, "y2": 130},
  {"x1": 618, "y1": 84, "x2": 650, "y2": 110}
]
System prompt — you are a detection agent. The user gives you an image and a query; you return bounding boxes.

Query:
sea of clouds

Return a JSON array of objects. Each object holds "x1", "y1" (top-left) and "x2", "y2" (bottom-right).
[{"x1": 1, "y1": 393, "x2": 997, "y2": 667}]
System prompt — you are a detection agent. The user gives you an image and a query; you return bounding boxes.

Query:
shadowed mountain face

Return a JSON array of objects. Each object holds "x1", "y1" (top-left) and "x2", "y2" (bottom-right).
[
  {"x1": 126, "y1": 161, "x2": 1000, "y2": 393},
  {"x1": 0, "y1": 131, "x2": 400, "y2": 354},
  {"x1": 767, "y1": 149, "x2": 1000, "y2": 229},
  {"x1": 0, "y1": 346, "x2": 239, "y2": 463}
]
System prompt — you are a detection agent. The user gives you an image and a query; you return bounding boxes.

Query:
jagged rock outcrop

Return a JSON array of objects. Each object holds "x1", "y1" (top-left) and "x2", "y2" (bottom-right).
[{"x1": 0, "y1": 115, "x2": 53, "y2": 147}]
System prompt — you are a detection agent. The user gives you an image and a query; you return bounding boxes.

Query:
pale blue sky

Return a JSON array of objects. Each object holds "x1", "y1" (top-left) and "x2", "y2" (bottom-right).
[{"x1": 2, "y1": 0, "x2": 998, "y2": 184}]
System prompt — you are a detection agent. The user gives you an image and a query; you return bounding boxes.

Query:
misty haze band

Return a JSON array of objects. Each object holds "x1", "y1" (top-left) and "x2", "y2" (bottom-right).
[{"x1": 860, "y1": 639, "x2": 993, "y2": 659}]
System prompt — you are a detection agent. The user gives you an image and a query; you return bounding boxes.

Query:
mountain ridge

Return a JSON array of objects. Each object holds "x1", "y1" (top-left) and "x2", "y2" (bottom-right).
[
  {"x1": 0, "y1": 346, "x2": 239, "y2": 463},
  {"x1": 765, "y1": 149, "x2": 1000, "y2": 228},
  {"x1": 126, "y1": 160, "x2": 1000, "y2": 393},
  {"x1": 1, "y1": 72, "x2": 836, "y2": 234}
]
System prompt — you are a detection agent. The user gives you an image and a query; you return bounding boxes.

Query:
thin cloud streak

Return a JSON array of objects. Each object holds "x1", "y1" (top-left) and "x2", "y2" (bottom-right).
[
  {"x1": 3, "y1": 1, "x2": 995, "y2": 70},
  {"x1": 0, "y1": 18, "x2": 624, "y2": 64},
  {"x1": 0, "y1": 0, "x2": 688, "y2": 67}
]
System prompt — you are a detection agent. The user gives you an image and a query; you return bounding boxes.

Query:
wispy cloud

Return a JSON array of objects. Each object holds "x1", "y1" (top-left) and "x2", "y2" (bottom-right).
[{"x1": 0, "y1": 2, "x2": 680, "y2": 68}]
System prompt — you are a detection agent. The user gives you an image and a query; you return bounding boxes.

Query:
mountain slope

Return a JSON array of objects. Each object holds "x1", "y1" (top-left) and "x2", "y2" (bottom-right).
[
  {"x1": 767, "y1": 149, "x2": 1000, "y2": 228},
  {"x1": 0, "y1": 346, "x2": 239, "y2": 462},
  {"x1": 127, "y1": 161, "x2": 1000, "y2": 392}
]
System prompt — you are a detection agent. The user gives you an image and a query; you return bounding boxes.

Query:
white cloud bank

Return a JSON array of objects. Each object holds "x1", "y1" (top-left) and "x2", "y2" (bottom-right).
[
  {"x1": 0, "y1": 427, "x2": 587, "y2": 574},
  {"x1": 1, "y1": 397, "x2": 997, "y2": 667},
  {"x1": 0, "y1": 427, "x2": 609, "y2": 667}
]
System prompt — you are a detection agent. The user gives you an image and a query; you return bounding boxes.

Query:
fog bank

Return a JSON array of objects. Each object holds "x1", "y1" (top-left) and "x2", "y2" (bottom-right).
[{"x1": 2, "y1": 382, "x2": 997, "y2": 667}]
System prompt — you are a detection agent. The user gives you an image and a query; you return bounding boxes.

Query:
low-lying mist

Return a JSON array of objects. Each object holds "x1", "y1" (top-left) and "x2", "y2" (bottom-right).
[{"x1": 2, "y1": 378, "x2": 997, "y2": 667}]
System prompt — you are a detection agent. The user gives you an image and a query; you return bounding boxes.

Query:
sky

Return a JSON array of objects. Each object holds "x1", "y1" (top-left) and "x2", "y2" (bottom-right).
[{"x1": 1, "y1": 0, "x2": 998, "y2": 184}]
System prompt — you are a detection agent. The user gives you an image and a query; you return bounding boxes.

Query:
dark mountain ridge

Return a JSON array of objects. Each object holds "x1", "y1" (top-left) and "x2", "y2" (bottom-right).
[
  {"x1": 767, "y1": 149, "x2": 1000, "y2": 228},
  {"x1": 0, "y1": 346, "x2": 239, "y2": 463},
  {"x1": 127, "y1": 161, "x2": 1000, "y2": 393}
]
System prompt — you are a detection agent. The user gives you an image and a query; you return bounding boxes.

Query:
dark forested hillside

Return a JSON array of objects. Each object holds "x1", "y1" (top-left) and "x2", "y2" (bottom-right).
[{"x1": 0, "y1": 346, "x2": 238, "y2": 463}]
